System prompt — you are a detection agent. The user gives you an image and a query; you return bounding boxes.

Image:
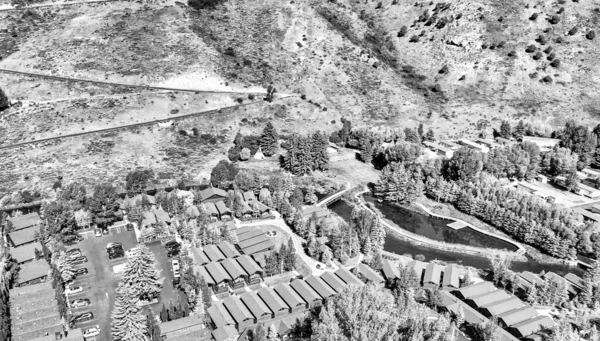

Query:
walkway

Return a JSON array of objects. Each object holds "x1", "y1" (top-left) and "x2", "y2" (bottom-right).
[{"x1": 414, "y1": 203, "x2": 527, "y2": 255}]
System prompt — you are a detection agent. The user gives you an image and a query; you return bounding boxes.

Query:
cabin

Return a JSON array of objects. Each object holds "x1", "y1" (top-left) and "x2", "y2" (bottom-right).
[
  {"x1": 290, "y1": 279, "x2": 322, "y2": 308},
  {"x1": 564, "y1": 273, "x2": 585, "y2": 292},
  {"x1": 203, "y1": 245, "x2": 226, "y2": 262},
  {"x1": 153, "y1": 207, "x2": 171, "y2": 224},
  {"x1": 240, "y1": 292, "x2": 273, "y2": 322},
  {"x1": 576, "y1": 183, "x2": 600, "y2": 199},
  {"x1": 465, "y1": 289, "x2": 511, "y2": 310},
  {"x1": 217, "y1": 241, "x2": 241, "y2": 259},
  {"x1": 222, "y1": 296, "x2": 255, "y2": 332},
  {"x1": 252, "y1": 201, "x2": 271, "y2": 217},
  {"x1": 381, "y1": 259, "x2": 400, "y2": 283},
  {"x1": 236, "y1": 255, "x2": 263, "y2": 284},
  {"x1": 496, "y1": 306, "x2": 539, "y2": 328},
  {"x1": 442, "y1": 265, "x2": 460, "y2": 289},
  {"x1": 10, "y1": 242, "x2": 43, "y2": 264},
  {"x1": 452, "y1": 281, "x2": 496, "y2": 300},
  {"x1": 478, "y1": 297, "x2": 524, "y2": 318},
  {"x1": 15, "y1": 259, "x2": 50, "y2": 287},
  {"x1": 334, "y1": 268, "x2": 364, "y2": 287},
  {"x1": 357, "y1": 263, "x2": 385, "y2": 289},
  {"x1": 458, "y1": 139, "x2": 490, "y2": 153},
  {"x1": 7, "y1": 213, "x2": 40, "y2": 231},
  {"x1": 205, "y1": 262, "x2": 231, "y2": 294},
  {"x1": 507, "y1": 315, "x2": 556, "y2": 339},
  {"x1": 543, "y1": 271, "x2": 581, "y2": 297},
  {"x1": 221, "y1": 258, "x2": 247, "y2": 289},
  {"x1": 521, "y1": 136, "x2": 560, "y2": 152},
  {"x1": 201, "y1": 202, "x2": 220, "y2": 221},
  {"x1": 207, "y1": 304, "x2": 232, "y2": 329},
  {"x1": 517, "y1": 271, "x2": 544, "y2": 290},
  {"x1": 304, "y1": 275, "x2": 336, "y2": 300},
  {"x1": 236, "y1": 230, "x2": 274, "y2": 255},
  {"x1": 320, "y1": 271, "x2": 347, "y2": 293},
  {"x1": 215, "y1": 201, "x2": 233, "y2": 220},
  {"x1": 274, "y1": 283, "x2": 306, "y2": 312},
  {"x1": 408, "y1": 260, "x2": 427, "y2": 284},
  {"x1": 495, "y1": 137, "x2": 517, "y2": 147},
  {"x1": 257, "y1": 288, "x2": 289, "y2": 318},
  {"x1": 7, "y1": 225, "x2": 40, "y2": 248},
  {"x1": 197, "y1": 266, "x2": 217, "y2": 292},
  {"x1": 423, "y1": 263, "x2": 443, "y2": 289},
  {"x1": 200, "y1": 187, "x2": 228, "y2": 204},
  {"x1": 243, "y1": 191, "x2": 257, "y2": 203},
  {"x1": 195, "y1": 251, "x2": 210, "y2": 266}
]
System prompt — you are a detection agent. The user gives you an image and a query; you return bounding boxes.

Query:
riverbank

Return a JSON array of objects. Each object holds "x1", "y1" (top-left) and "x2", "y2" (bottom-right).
[{"x1": 416, "y1": 196, "x2": 577, "y2": 267}]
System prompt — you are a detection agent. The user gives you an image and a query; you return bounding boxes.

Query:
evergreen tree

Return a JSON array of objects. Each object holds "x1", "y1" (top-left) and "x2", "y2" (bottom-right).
[
  {"x1": 417, "y1": 123, "x2": 425, "y2": 141},
  {"x1": 259, "y1": 122, "x2": 279, "y2": 156},
  {"x1": 0, "y1": 87, "x2": 8, "y2": 112},
  {"x1": 513, "y1": 120, "x2": 525, "y2": 140},
  {"x1": 160, "y1": 303, "x2": 168, "y2": 322},
  {"x1": 284, "y1": 238, "x2": 296, "y2": 271},
  {"x1": 500, "y1": 120, "x2": 512, "y2": 139},
  {"x1": 425, "y1": 128, "x2": 435, "y2": 142},
  {"x1": 122, "y1": 245, "x2": 162, "y2": 301},
  {"x1": 304, "y1": 185, "x2": 318, "y2": 205},
  {"x1": 111, "y1": 284, "x2": 148, "y2": 341},
  {"x1": 146, "y1": 309, "x2": 162, "y2": 341},
  {"x1": 255, "y1": 323, "x2": 268, "y2": 341},
  {"x1": 308, "y1": 234, "x2": 319, "y2": 258}
]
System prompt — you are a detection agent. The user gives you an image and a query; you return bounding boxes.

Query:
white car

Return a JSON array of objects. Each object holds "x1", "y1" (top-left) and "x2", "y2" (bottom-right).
[
  {"x1": 83, "y1": 326, "x2": 101, "y2": 338},
  {"x1": 172, "y1": 259, "x2": 180, "y2": 271},
  {"x1": 65, "y1": 285, "x2": 83, "y2": 295}
]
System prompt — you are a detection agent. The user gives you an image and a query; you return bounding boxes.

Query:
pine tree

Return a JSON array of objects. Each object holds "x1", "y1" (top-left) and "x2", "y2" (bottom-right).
[
  {"x1": 305, "y1": 186, "x2": 318, "y2": 205},
  {"x1": 160, "y1": 303, "x2": 168, "y2": 322},
  {"x1": 111, "y1": 284, "x2": 148, "y2": 341},
  {"x1": 259, "y1": 122, "x2": 279, "y2": 156},
  {"x1": 122, "y1": 245, "x2": 162, "y2": 301},
  {"x1": 500, "y1": 120, "x2": 512, "y2": 139},
  {"x1": 0, "y1": 87, "x2": 8, "y2": 112},
  {"x1": 308, "y1": 235, "x2": 319, "y2": 258},
  {"x1": 284, "y1": 238, "x2": 296, "y2": 271},
  {"x1": 513, "y1": 120, "x2": 525, "y2": 140},
  {"x1": 425, "y1": 128, "x2": 435, "y2": 142},
  {"x1": 146, "y1": 309, "x2": 162, "y2": 341}
]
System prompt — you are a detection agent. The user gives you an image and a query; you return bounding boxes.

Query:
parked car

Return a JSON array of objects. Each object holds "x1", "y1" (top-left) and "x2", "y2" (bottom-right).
[
  {"x1": 83, "y1": 326, "x2": 101, "y2": 338},
  {"x1": 172, "y1": 259, "x2": 180, "y2": 271},
  {"x1": 71, "y1": 312, "x2": 94, "y2": 324},
  {"x1": 71, "y1": 256, "x2": 88, "y2": 265},
  {"x1": 165, "y1": 240, "x2": 180, "y2": 250},
  {"x1": 126, "y1": 223, "x2": 134, "y2": 231},
  {"x1": 108, "y1": 250, "x2": 124, "y2": 260},
  {"x1": 102, "y1": 229, "x2": 109, "y2": 235},
  {"x1": 94, "y1": 229, "x2": 102, "y2": 237},
  {"x1": 66, "y1": 249, "x2": 82, "y2": 257},
  {"x1": 71, "y1": 298, "x2": 91, "y2": 308},
  {"x1": 65, "y1": 285, "x2": 83, "y2": 295},
  {"x1": 74, "y1": 268, "x2": 89, "y2": 276},
  {"x1": 106, "y1": 242, "x2": 122, "y2": 249}
]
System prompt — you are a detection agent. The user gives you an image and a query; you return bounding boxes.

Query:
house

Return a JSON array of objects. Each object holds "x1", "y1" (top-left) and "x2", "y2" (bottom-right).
[
  {"x1": 496, "y1": 306, "x2": 539, "y2": 328},
  {"x1": 195, "y1": 250, "x2": 210, "y2": 266},
  {"x1": 381, "y1": 259, "x2": 400, "y2": 283},
  {"x1": 564, "y1": 273, "x2": 585, "y2": 292},
  {"x1": 435, "y1": 145, "x2": 454, "y2": 158},
  {"x1": 9, "y1": 282, "x2": 63, "y2": 341},
  {"x1": 15, "y1": 259, "x2": 50, "y2": 287},
  {"x1": 198, "y1": 266, "x2": 216, "y2": 291},
  {"x1": 208, "y1": 304, "x2": 233, "y2": 328},
  {"x1": 251, "y1": 251, "x2": 269, "y2": 268},
  {"x1": 290, "y1": 279, "x2": 323, "y2": 308},
  {"x1": 222, "y1": 296, "x2": 255, "y2": 332},
  {"x1": 141, "y1": 211, "x2": 157, "y2": 227},
  {"x1": 204, "y1": 262, "x2": 231, "y2": 293},
  {"x1": 495, "y1": 137, "x2": 517, "y2": 147},
  {"x1": 215, "y1": 201, "x2": 233, "y2": 220},
  {"x1": 517, "y1": 271, "x2": 544, "y2": 291},
  {"x1": 305, "y1": 275, "x2": 336, "y2": 299},
  {"x1": 7, "y1": 225, "x2": 40, "y2": 248},
  {"x1": 7, "y1": 212, "x2": 40, "y2": 231},
  {"x1": 439, "y1": 140, "x2": 463, "y2": 150},
  {"x1": 236, "y1": 232, "x2": 274, "y2": 255},
  {"x1": 10, "y1": 242, "x2": 43, "y2": 264},
  {"x1": 302, "y1": 206, "x2": 330, "y2": 220},
  {"x1": 200, "y1": 187, "x2": 228, "y2": 203},
  {"x1": 452, "y1": 281, "x2": 496, "y2": 300},
  {"x1": 573, "y1": 207, "x2": 600, "y2": 223},
  {"x1": 475, "y1": 139, "x2": 496, "y2": 149},
  {"x1": 576, "y1": 183, "x2": 600, "y2": 199},
  {"x1": 465, "y1": 289, "x2": 511, "y2": 310},
  {"x1": 204, "y1": 245, "x2": 226, "y2": 262},
  {"x1": 521, "y1": 136, "x2": 561, "y2": 151},
  {"x1": 243, "y1": 191, "x2": 257, "y2": 203},
  {"x1": 212, "y1": 325, "x2": 238, "y2": 341},
  {"x1": 240, "y1": 292, "x2": 273, "y2": 322},
  {"x1": 159, "y1": 315, "x2": 206, "y2": 340},
  {"x1": 252, "y1": 201, "x2": 271, "y2": 217},
  {"x1": 153, "y1": 206, "x2": 171, "y2": 224},
  {"x1": 582, "y1": 168, "x2": 600, "y2": 179},
  {"x1": 240, "y1": 201, "x2": 254, "y2": 218},
  {"x1": 215, "y1": 302, "x2": 237, "y2": 327},
  {"x1": 274, "y1": 283, "x2": 306, "y2": 312},
  {"x1": 458, "y1": 139, "x2": 489, "y2": 153},
  {"x1": 536, "y1": 174, "x2": 548, "y2": 183},
  {"x1": 507, "y1": 315, "x2": 556, "y2": 338},
  {"x1": 408, "y1": 260, "x2": 427, "y2": 284},
  {"x1": 357, "y1": 263, "x2": 385, "y2": 288},
  {"x1": 217, "y1": 241, "x2": 241, "y2": 259},
  {"x1": 478, "y1": 297, "x2": 524, "y2": 318},
  {"x1": 201, "y1": 202, "x2": 220, "y2": 221},
  {"x1": 236, "y1": 255, "x2": 263, "y2": 284},
  {"x1": 334, "y1": 268, "x2": 364, "y2": 287},
  {"x1": 320, "y1": 271, "x2": 347, "y2": 293},
  {"x1": 423, "y1": 263, "x2": 443, "y2": 289},
  {"x1": 543, "y1": 271, "x2": 581, "y2": 296},
  {"x1": 257, "y1": 288, "x2": 290, "y2": 318},
  {"x1": 221, "y1": 258, "x2": 247, "y2": 289},
  {"x1": 442, "y1": 265, "x2": 460, "y2": 289}
]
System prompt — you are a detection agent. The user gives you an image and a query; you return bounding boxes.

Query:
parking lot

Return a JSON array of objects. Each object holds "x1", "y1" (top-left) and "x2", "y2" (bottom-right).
[{"x1": 66, "y1": 228, "x2": 185, "y2": 340}]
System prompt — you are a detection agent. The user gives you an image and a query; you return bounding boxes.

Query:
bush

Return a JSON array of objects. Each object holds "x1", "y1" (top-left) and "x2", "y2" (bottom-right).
[
  {"x1": 409, "y1": 35, "x2": 420, "y2": 42},
  {"x1": 481, "y1": 43, "x2": 489, "y2": 49},
  {"x1": 549, "y1": 15, "x2": 560, "y2": 24},
  {"x1": 543, "y1": 46, "x2": 553, "y2": 54},
  {"x1": 587, "y1": 30, "x2": 596, "y2": 40},
  {"x1": 0, "y1": 87, "x2": 8, "y2": 112},
  {"x1": 439, "y1": 65, "x2": 449, "y2": 74},
  {"x1": 555, "y1": 37, "x2": 565, "y2": 44},
  {"x1": 550, "y1": 59, "x2": 561, "y2": 67},
  {"x1": 533, "y1": 52, "x2": 543, "y2": 60},
  {"x1": 508, "y1": 50, "x2": 517, "y2": 57},
  {"x1": 431, "y1": 84, "x2": 442, "y2": 92},
  {"x1": 542, "y1": 76, "x2": 553, "y2": 83},
  {"x1": 525, "y1": 45, "x2": 537, "y2": 53},
  {"x1": 458, "y1": 75, "x2": 466, "y2": 81},
  {"x1": 497, "y1": 41, "x2": 506, "y2": 48},
  {"x1": 536, "y1": 35, "x2": 547, "y2": 44},
  {"x1": 529, "y1": 13, "x2": 538, "y2": 20},
  {"x1": 188, "y1": 0, "x2": 225, "y2": 10},
  {"x1": 248, "y1": 94, "x2": 255, "y2": 100},
  {"x1": 398, "y1": 26, "x2": 408, "y2": 37},
  {"x1": 568, "y1": 27, "x2": 578, "y2": 35},
  {"x1": 547, "y1": 53, "x2": 556, "y2": 61}
]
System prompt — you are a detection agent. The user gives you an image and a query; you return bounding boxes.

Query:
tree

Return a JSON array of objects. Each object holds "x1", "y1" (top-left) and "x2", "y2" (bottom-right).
[
  {"x1": 373, "y1": 163, "x2": 424, "y2": 204},
  {"x1": 111, "y1": 284, "x2": 148, "y2": 341},
  {"x1": 43, "y1": 201, "x2": 78, "y2": 240},
  {"x1": 210, "y1": 160, "x2": 239, "y2": 188},
  {"x1": 425, "y1": 128, "x2": 435, "y2": 142},
  {"x1": 146, "y1": 309, "x2": 162, "y2": 341},
  {"x1": 391, "y1": 263, "x2": 420, "y2": 296},
  {"x1": 122, "y1": 245, "x2": 162, "y2": 301},
  {"x1": 307, "y1": 235, "x2": 319, "y2": 259},
  {"x1": 321, "y1": 248, "x2": 332, "y2": 264},
  {"x1": 445, "y1": 147, "x2": 485, "y2": 181},
  {"x1": 0, "y1": 87, "x2": 8, "y2": 112},
  {"x1": 125, "y1": 169, "x2": 154, "y2": 197},
  {"x1": 453, "y1": 303, "x2": 465, "y2": 327},
  {"x1": 472, "y1": 321, "x2": 499, "y2": 341},
  {"x1": 260, "y1": 122, "x2": 279, "y2": 156},
  {"x1": 305, "y1": 186, "x2": 318, "y2": 205},
  {"x1": 240, "y1": 148, "x2": 251, "y2": 161},
  {"x1": 254, "y1": 323, "x2": 268, "y2": 341},
  {"x1": 188, "y1": 0, "x2": 226, "y2": 10},
  {"x1": 267, "y1": 323, "x2": 280, "y2": 341},
  {"x1": 417, "y1": 123, "x2": 425, "y2": 141},
  {"x1": 52, "y1": 251, "x2": 75, "y2": 283},
  {"x1": 89, "y1": 183, "x2": 119, "y2": 228}
]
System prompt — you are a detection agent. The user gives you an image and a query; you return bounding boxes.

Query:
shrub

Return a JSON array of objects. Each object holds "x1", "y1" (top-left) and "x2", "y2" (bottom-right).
[
  {"x1": 508, "y1": 50, "x2": 517, "y2": 57},
  {"x1": 0, "y1": 87, "x2": 8, "y2": 112},
  {"x1": 525, "y1": 45, "x2": 537, "y2": 53},
  {"x1": 536, "y1": 35, "x2": 547, "y2": 44},
  {"x1": 533, "y1": 52, "x2": 543, "y2": 60},
  {"x1": 542, "y1": 76, "x2": 553, "y2": 83},
  {"x1": 398, "y1": 26, "x2": 408, "y2": 37},
  {"x1": 529, "y1": 72, "x2": 538, "y2": 79},
  {"x1": 543, "y1": 46, "x2": 553, "y2": 54},
  {"x1": 498, "y1": 16, "x2": 504, "y2": 22},
  {"x1": 376, "y1": 1, "x2": 383, "y2": 9},
  {"x1": 409, "y1": 35, "x2": 420, "y2": 42},
  {"x1": 549, "y1": 15, "x2": 560, "y2": 24},
  {"x1": 555, "y1": 37, "x2": 565, "y2": 44},
  {"x1": 458, "y1": 75, "x2": 466, "y2": 81},
  {"x1": 236, "y1": 98, "x2": 243, "y2": 103},
  {"x1": 529, "y1": 13, "x2": 538, "y2": 20},
  {"x1": 432, "y1": 84, "x2": 442, "y2": 92},
  {"x1": 481, "y1": 43, "x2": 489, "y2": 49},
  {"x1": 439, "y1": 65, "x2": 449, "y2": 74},
  {"x1": 248, "y1": 94, "x2": 255, "y2": 100},
  {"x1": 568, "y1": 27, "x2": 578, "y2": 35},
  {"x1": 455, "y1": 13, "x2": 462, "y2": 20},
  {"x1": 550, "y1": 59, "x2": 561, "y2": 67},
  {"x1": 489, "y1": 44, "x2": 496, "y2": 50},
  {"x1": 497, "y1": 41, "x2": 506, "y2": 48},
  {"x1": 557, "y1": 7, "x2": 564, "y2": 14},
  {"x1": 587, "y1": 30, "x2": 596, "y2": 40},
  {"x1": 188, "y1": 0, "x2": 225, "y2": 10},
  {"x1": 547, "y1": 52, "x2": 556, "y2": 60}
]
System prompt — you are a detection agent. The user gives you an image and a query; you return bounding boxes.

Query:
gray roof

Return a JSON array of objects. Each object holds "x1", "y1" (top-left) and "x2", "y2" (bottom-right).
[
  {"x1": 240, "y1": 292, "x2": 272, "y2": 319},
  {"x1": 203, "y1": 245, "x2": 226, "y2": 262},
  {"x1": 305, "y1": 275, "x2": 336, "y2": 299},
  {"x1": 240, "y1": 239, "x2": 275, "y2": 255},
  {"x1": 357, "y1": 263, "x2": 384, "y2": 284},
  {"x1": 8, "y1": 225, "x2": 40, "y2": 247},
  {"x1": 509, "y1": 315, "x2": 556, "y2": 338},
  {"x1": 408, "y1": 260, "x2": 427, "y2": 278},
  {"x1": 215, "y1": 201, "x2": 232, "y2": 215},
  {"x1": 236, "y1": 255, "x2": 263, "y2": 276},
  {"x1": 468, "y1": 289, "x2": 511, "y2": 308},
  {"x1": 220, "y1": 258, "x2": 246, "y2": 280},
  {"x1": 16, "y1": 259, "x2": 50, "y2": 284},
  {"x1": 381, "y1": 259, "x2": 400, "y2": 281},
  {"x1": 334, "y1": 268, "x2": 364, "y2": 286},
  {"x1": 237, "y1": 233, "x2": 270, "y2": 249},
  {"x1": 243, "y1": 191, "x2": 256, "y2": 202},
  {"x1": 215, "y1": 302, "x2": 236, "y2": 326},
  {"x1": 10, "y1": 242, "x2": 42, "y2": 263},
  {"x1": 257, "y1": 287, "x2": 288, "y2": 313},
  {"x1": 453, "y1": 281, "x2": 496, "y2": 299},
  {"x1": 196, "y1": 251, "x2": 210, "y2": 266},
  {"x1": 423, "y1": 263, "x2": 443, "y2": 284},
  {"x1": 564, "y1": 273, "x2": 584, "y2": 289},
  {"x1": 222, "y1": 296, "x2": 254, "y2": 324},
  {"x1": 321, "y1": 271, "x2": 347, "y2": 293},
  {"x1": 217, "y1": 241, "x2": 240, "y2": 259},
  {"x1": 480, "y1": 297, "x2": 524, "y2": 316},
  {"x1": 205, "y1": 262, "x2": 231, "y2": 284},
  {"x1": 442, "y1": 265, "x2": 460, "y2": 288},
  {"x1": 518, "y1": 271, "x2": 544, "y2": 287},
  {"x1": 274, "y1": 283, "x2": 305, "y2": 308},
  {"x1": 208, "y1": 305, "x2": 229, "y2": 328},
  {"x1": 212, "y1": 325, "x2": 238, "y2": 341},
  {"x1": 197, "y1": 266, "x2": 215, "y2": 286},
  {"x1": 8, "y1": 213, "x2": 40, "y2": 231},
  {"x1": 200, "y1": 187, "x2": 228, "y2": 201},
  {"x1": 290, "y1": 279, "x2": 321, "y2": 304},
  {"x1": 202, "y1": 202, "x2": 219, "y2": 216},
  {"x1": 497, "y1": 306, "x2": 539, "y2": 327}
]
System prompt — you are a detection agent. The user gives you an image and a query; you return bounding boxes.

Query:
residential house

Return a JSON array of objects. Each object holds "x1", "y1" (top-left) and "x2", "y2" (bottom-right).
[
  {"x1": 290, "y1": 279, "x2": 322, "y2": 308},
  {"x1": 240, "y1": 201, "x2": 254, "y2": 218},
  {"x1": 221, "y1": 258, "x2": 247, "y2": 289},
  {"x1": 7, "y1": 212, "x2": 40, "y2": 231},
  {"x1": 465, "y1": 289, "x2": 511, "y2": 310},
  {"x1": 208, "y1": 304, "x2": 233, "y2": 329},
  {"x1": 334, "y1": 268, "x2": 364, "y2": 287},
  {"x1": 10, "y1": 282, "x2": 63, "y2": 341},
  {"x1": 195, "y1": 251, "x2": 210, "y2": 266},
  {"x1": 240, "y1": 292, "x2": 273, "y2": 322},
  {"x1": 408, "y1": 260, "x2": 427, "y2": 284},
  {"x1": 304, "y1": 275, "x2": 336, "y2": 300},
  {"x1": 153, "y1": 206, "x2": 171, "y2": 224},
  {"x1": 252, "y1": 201, "x2": 271, "y2": 217},
  {"x1": 478, "y1": 297, "x2": 524, "y2": 318},
  {"x1": 222, "y1": 296, "x2": 255, "y2": 332},
  {"x1": 204, "y1": 262, "x2": 231, "y2": 294},
  {"x1": 496, "y1": 306, "x2": 539, "y2": 328},
  {"x1": 439, "y1": 140, "x2": 463, "y2": 150},
  {"x1": 458, "y1": 139, "x2": 490, "y2": 153},
  {"x1": 15, "y1": 259, "x2": 50, "y2": 287},
  {"x1": 204, "y1": 245, "x2": 226, "y2": 262},
  {"x1": 442, "y1": 265, "x2": 460, "y2": 289},
  {"x1": 564, "y1": 273, "x2": 585, "y2": 292},
  {"x1": 236, "y1": 231, "x2": 274, "y2": 255},
  {"x1": 320, "y1": 271, "x2": 347, "y2": 293},
  {"x1": 423, "y1": 263, "x2": 443, "y2": 289},
  {"x1": 10, "y1": 242, "x2": 43, "y2": 264},
  {"x1": 517, "y1": 271, "x2": 544, "y2": 290},
  {"x1": 7, "y1": 224, "x2": 40, "y2": 248},
  {"x1": 214, "y1": 302, "x2": 236, "y2": 327},
  {"x1": 507, "y1": 315, "x2": 556, "y2": 339},
  {"x1": 274, "y1": 283, "x2": 307, "y2": 312},
  {"x1": 257, "y1": 288, "x2": 289, "y2": 318},
  {"x1": 200, "y1": 187, "x2": 228, "y2": 204},
  {"x1": 452, "y1": 281, "x2": 496, "y2": 300},
  {"x1": 357, "y1": 263, "x2": 385, "y2": 288},
  {"x1": 243, "y1": 191, "x2": 257, "y2": 203},
  {"x1": 381, "y1": 259, "x2": 400, "y2": 283},
  {"x1": 543, "y1": 271, "x2": 581, "y2": 297},
  {"x1": 217, "y1": 241, "x2": 241, "y2": 259},
  {"x1": 201, "y1": 202, "x2": 220, "y2": 221},
  {"x1": 211, "y1": 325, "x2": 238, "y2": 341},
  {"x1": 215, "y1": 201, "x2": 233, "y2": 220},
  {"x1": 197, "y1": 266, "x2": 216, "y2": 291},
  {"x1": 236, "y1": 255, "x2": 263, "y2": 284}
]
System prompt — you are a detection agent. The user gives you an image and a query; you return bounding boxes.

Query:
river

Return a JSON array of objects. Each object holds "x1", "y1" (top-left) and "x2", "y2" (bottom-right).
[{"x1": 329, "y1": 198, "x2": 584, "y2": 276}]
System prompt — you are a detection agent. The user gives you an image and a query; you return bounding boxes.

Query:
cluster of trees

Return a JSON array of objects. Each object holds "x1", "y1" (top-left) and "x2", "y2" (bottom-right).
[
  {"x1": 125, "y1": 169, "x2": 155, "y2": 197},
  {"x1": 210, "y1": 160, "x2": 240, "y2": 188},
  {"x1": 0, "y1": 87, "x2": 8, "y2": 112},
  {"x1": 263, "y1": 239, "x2": 296, "y2": 276},
  {"x1": 0, "y1": 253, "x2": 18, "y2": 341},
  {"x1": 158, "y1": 297, "x2": 190, "y2": 323},
  {"x1": 282, "y1": 132, "x2": 330, "y2": 176},
  {"x1": 373, "y1": 162, "x2": 424, "y2": 204},
  {"x1": 111, "y1": 245, "x2": 163, "y2": 340},
  {"x1": 553, "y1": 120, "x2": 600, "y2": 170},
  {"x1": 483, "y1": 142, "x2": 541, "y2": 180},
  {"x1": 228, "y1": 132, "x2": 260, "y2": 161}
]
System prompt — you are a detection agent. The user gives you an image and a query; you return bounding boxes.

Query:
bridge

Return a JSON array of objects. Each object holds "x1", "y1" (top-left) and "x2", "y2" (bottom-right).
[{"x1": 316, "y1": 182, "x2": 351, "y2": 207}]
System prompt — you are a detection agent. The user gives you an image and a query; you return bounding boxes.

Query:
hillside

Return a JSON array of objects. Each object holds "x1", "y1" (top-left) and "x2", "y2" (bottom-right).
[{"x1": 0, "y1": 0, "x2": 599, "y2": 194}]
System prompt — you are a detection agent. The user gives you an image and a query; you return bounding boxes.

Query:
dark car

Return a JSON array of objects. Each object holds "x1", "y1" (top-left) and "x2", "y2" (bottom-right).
[
  {"x1": 108, "y1": 250, "x2": 124, "y2": 260},
  {"x1": 71, "y1": 256, "x2": 88, "y2": 265},
  {"x1": 166, "y1": 248, "x2": 180, "y2": 258},
  {"x1": 71, "y1": 312, "x2": 94, "y2": 325},
  {"x1": 64, "y1": 235, "x2": 83, "y2": 246},
  {"x1": 74, "y1": 268, "x2": 88, "y2": 277},
  {"x1": 66, "y1": 248, "x2": 81, "y2": 257},
  {"x1": 126, "y1": 223, "x2": 134, "y2": 231},
  {"x1": 165, "y1": 240, "x2": 180, "y2": 250}
]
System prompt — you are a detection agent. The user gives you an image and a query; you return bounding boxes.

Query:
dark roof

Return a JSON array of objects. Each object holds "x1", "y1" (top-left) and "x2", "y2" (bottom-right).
[
  {"x1": 305, "y1": 275, "x2": 336, "y2": 299},
  {"x1": 423, "y1": 263, "x2": 443, "y2": 284},
  {"x1": 221, "y1": 258, "x2": 246, "y2": 280},
  {"x1": 217, "y1": 241, "x2": 241, "y2": 259},
  {"x1": 205, "y1": 262, "x2": 231, "y2": 284},
  {"x1": 237, "y1": 233, "x2": 270, "y2": 249},
  {"x1": 200, "y1": 187, "x2": 228, "y2": 201},
  {"x1": 564, "y1": 273, "x2": 584, "y2": 289},
  {"x1": 453, "y1": 281, "x2": 496, "y2": 299},
  {"x1": 10, "y1": 242, "x2": 42, "y2": 263},
  {"x1": 442, "y1": 265, "x2": 460, "y2": 288},
  {"x1": 240, "y1": 239, "x2": 275, "y2": 255},
  {"x1": 321, "y1": 271, "x2": 347, "y2": 293},
  {"x1": 8, "y1": 213, "x2": 40, "y2": 231},
  {"x1": 469, "y1": 289, "x2": 511, "y2": 308},
  {"x1": 257, "y1": 287, "x2": 288, "y2": 312},
  {"x1": 509, "y1": 315, "x2": 556, "y2": 338},
  {"x1": 243, "y1": 191, "x2": 256, "y2": 202},
  {"x1": 8, "y1": 225, "x2": 40, "y2": 246},
  {"x1": 203, "y1": 245, "x2": 226, "y2": 262},
  {"x1": 215, "y1": 201, "x2": 232, "y2": 214},
  {"x1": 357, "y1": 263, "x2": 384, "y2": 284},
  {"x1": 274, "y1": 283, "x2": 305, "y2": 308},
  {"x1": 212, "y1": 325, "x2": 238, "y2": 341},
  {"x1": 208, "y1": 305, "x2": 230, "y2": 328},
  {"x1": 480, "y1": 297, "x2": 524, "y2": 316},
  {"x1": 290, "y1": 279, "x2": 321, "y2": 304},
  {"x1": 236, "y1": 255, "x2": 263, "y2": 276},
  {"x1": 16, "y1": 259, "x2": 50, "y2": 284},
  {"x1": 197, "y1": 266, "x2": 215, "y2": 286},
  {"x1": 334, "y1": 268, "x2": 364, "y2": 286},
  {"x1": 381, "y1": 259, "x2": 400, "y2": 281},
  {"x1": 222, "y1": 296, "x2": 254, "y2": 324},
  {"x1": 196, "y1": 250, "x2": 210, "y2": 266},
  {"x1": 497, "y1": 306, "x2": 539, "y2": 327},
  {"x1": 215, "y1": 302, "x2": 236, "y2": 326},
  {"x1": 240, "y1": 292, "x2": 272, "y2": 319}
]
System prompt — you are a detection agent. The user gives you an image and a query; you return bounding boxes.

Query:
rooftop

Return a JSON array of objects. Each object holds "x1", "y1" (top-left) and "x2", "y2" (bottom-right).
[
  {"x1": 8, "y1": 225, "x2": 40, "y2": 247},
  {"x1": 453, "y1": 281, "x2": 496, "y2": 299},
  {"x1": 509, "y1": 315, "x2": 556, "y2": 337},
  {"x1": 10, "y1": 242, "x2": 43, "y2": 264},
  {"x1": 423, "y1": 263, "x2": 443, "y2": 284},
  {"x1": 257, "y1": 287, "x2": 288, "y2": 313},
  {"x1": 468, "y1": 289, "x2": 511, "y2": 308},
  {"x1": 497, "y1": 306, "x2": 539, "y2": 327},
  {"x1": 320, "y1": 271, "x2": 347, "y2": 293},
  {"x1": 200, "y1": 187, "x2": 228, "y2": 200},
  {"x1": 8, "y1": 212, "x2": 40, "y2": 231},
  {"x1": 203, "y1": 245, "x2": 226, "y2": 262},
  {"x1": 442, "y1": 265, "x2": 460, "y2": 288},
  {"x1": 290, "y1": 279, "x2": 321, "y2": 304},
  {"x1": 15, "y1": 259, "x2": 50, "y2": 284},
  {"x1": 205, "y1": 262, "x2": 232, "y2": 284},
  {"x1": 236, "y1": 255, "x2": 263, "y2": 276},
  {"x1": 240, "y1": 239, "x2": 275, "y2": 255},
  {"x1": 357, "y1": 263, "x2": 384, "y2": 284},
  {"x1": 240, "y1": 292, "x2": 272, "y2": 319},
  {"x1": 217, "y1": 241, "x2": 240, "y2": 259},
  {"x1": 274, "y1": 283, "x2": 305, "y2": 308},
  {"x1": 222, "y1": 296, "x2": 254, "y2": 324},
  {"x1": 304, "y1": 275, "x2": 336, "y2": 299},
  {"x1": 221, "y1": 258, "x2": 246, "y2": 280},
  {"x1": 159, "y1": 315, "x2": 205, "y2": 335},
  {"x1": 381, "y1": 259, "x2": 400, "y2": 281},
  {"x1": 215, "y1": 201, "x2": 232, "y2": 214},
  {"x1": 212, "y1": 325, "x2": 238, "y2": 341}
]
